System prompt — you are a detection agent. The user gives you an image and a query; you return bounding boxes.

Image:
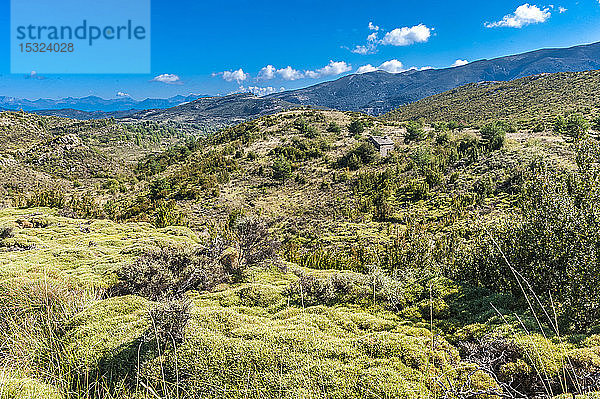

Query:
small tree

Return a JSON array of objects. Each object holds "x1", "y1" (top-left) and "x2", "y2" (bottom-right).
[
  {"x1": 348, "y1": 120, "x2": 365, "y2": 135},
  {"x1": 272, "y1": 155, "x2": 292, "y2": 182},
  {"x1": 327, "y1": 122, "x2": 341, "y2": 134},
  {"x1": 405, "y1": 121, "x2": 426, "y2": 143},
  {"x1": 480, "y1": 122, "x2": 506, "y2": 151}
]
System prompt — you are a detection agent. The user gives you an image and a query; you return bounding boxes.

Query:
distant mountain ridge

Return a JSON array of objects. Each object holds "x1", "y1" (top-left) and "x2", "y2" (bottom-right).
[
  {"x1": 0, "y1": 94, "x2": 206, "y2": 113},
  {"x1": 123, "y1": 93, "x2": 304, "y2": 127},
  {"x1": 267, "y1": 41, "x2": 600, "y2": 115}
]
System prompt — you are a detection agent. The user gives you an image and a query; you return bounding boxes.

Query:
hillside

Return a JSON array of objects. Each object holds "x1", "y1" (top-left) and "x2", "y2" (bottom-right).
[
  {"x1": 0, "y1": 110, "x2": 201, "y2": 207},
  {"x1": 2, "y1": 105, "x2": 600, "y2": 398},
  {"x1": 268, "y1": 41, "x2": 600, "y2": 114},
  {"x1": 31, "y1": 108, "x2": 138, "y2": 120},
  {"x1": 385, "y1": 70, "x2": 600, "y2": 124}
]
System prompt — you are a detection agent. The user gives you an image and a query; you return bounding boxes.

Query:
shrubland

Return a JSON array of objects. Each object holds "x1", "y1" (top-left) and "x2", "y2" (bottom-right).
[{"x1": 1, "y1": 80, "x2": 600, "y2": 397}]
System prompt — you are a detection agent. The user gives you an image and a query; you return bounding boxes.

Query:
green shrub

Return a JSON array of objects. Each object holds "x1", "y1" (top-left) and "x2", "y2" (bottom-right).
[
  {"x1": 338, "y1": 142, "x2": 378, "y2": 169},
  {"x1": 405, "y1": 121, "x2": 426, "y2": 143},
  {"x1": 480, "y1": 122, "x2": 506, "y2": 151},
  {"x1": 454, "y1": 140, "x2": 600, "y2": 330},
  {"x1": 554, "y1": 112, "x2": 589, "y2": 139},
  {"x1": 327, "y1": 122, "x2": 341, "y2": 133},
  {"x1": 348, "y1": 119, "x2": 365, "y2": 134},
  {"x1": 272, "y1": 155, "x2": 292, "y2": 182},
  {"x1": 0, "y1": 226, "x2": 14, "y2": 239},
  {"x1": 112, "y1": 244, "x2": 233, "y2": 300},
  {"x1": 146, "y1": 298, "x2": 191, "y2": 346}
]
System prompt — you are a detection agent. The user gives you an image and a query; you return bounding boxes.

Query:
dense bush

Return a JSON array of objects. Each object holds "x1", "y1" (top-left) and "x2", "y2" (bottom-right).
[
  {"x1": 0, "y1": 226, "x2": 14, "y2": 239},
  {"x1": 480, "y1": 122, "x2": 506, "y2": 151},
  {"x1": 348, "y1": 119, "x2": 365, "y2": 134},
  {"x1": 112, "y1": 244, "x2": 233, "y2": 300},
  {"x1": 405, "y1": 121, "x2": 426, "y2": 143},
  {"x1": 554, "y1": 112, "x2": 589, "y2": 139},
  {"x1": 337, "y1": 142, "x2": 378, "y2": 170},
  {"x1": 146, "y1": 298, "x2": 191, "y2": 347},
  {"x1": 327, "y1": 122, "x2": 341, "y2": 133},
  {"x1": 230, "y1": 216, "x2": 280, "y2": 277},
  {"x1": 23, "y1": 188, "x2": 66, "y2": 209},
  {"x1": 114, "y1": 217, "x2": 279, "y2": 299},
  {"x1": 271, "y1": 155, "x2": 292, "y2": 181},
  {"x1": 453, "y1": 139, "x2": 600, "y2": 330}
]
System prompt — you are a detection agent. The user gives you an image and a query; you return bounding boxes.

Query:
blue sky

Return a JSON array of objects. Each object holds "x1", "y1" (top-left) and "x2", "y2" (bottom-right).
[{"x1": 1, "y1": 0, "x2": 600, "y2": 100}]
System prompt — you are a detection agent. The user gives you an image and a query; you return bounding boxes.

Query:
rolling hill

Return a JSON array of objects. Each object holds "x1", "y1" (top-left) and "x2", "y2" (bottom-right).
[
  {"x1": 384, "y1": 69, "x2": 600, "y2": 123},
  {"x1": 268, "y1": 41, "x2": 600, "y2": 115}
]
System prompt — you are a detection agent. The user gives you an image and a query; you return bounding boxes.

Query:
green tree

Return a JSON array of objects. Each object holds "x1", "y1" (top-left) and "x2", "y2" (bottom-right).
[
  {"x1": 348, "y1": 120, "x2": 365, "y2": 135},
  {"x1": 405, "y1": 121, "x2": 426, "y2": 143},
  {"x1": 272, "y1": 155, "x2": 292, "y2": 182},
  {"x1": 480, "y1": 122, "x2": 506, "y2": 151}
]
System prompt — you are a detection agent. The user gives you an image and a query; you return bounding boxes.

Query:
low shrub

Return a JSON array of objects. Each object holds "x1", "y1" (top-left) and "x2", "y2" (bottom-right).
[
  {"x1": 0, "y1": 226, "x2": 14, "y2": 239},
  {"x1": 112, "y1": 243, "x2": 232, "y2": 300},
  {"x1": 146, "y1": 298, "x2": 191, "y2": 347}
]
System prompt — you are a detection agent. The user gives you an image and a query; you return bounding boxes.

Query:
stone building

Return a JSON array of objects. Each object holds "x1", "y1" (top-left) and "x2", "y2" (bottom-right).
[{"x1": 369, "y1": 135, "x2": 395, "y2": 157}]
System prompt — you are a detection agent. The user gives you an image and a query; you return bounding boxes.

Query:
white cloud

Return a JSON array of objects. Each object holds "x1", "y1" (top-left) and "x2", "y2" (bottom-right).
[
  {"x1": 356, "y1": 60, "x2": 434, "y2": 74},
  {"x1": 239, "y1": 86, "x2": 284, "y2": 96},
  {"x1": 378, "y1": 59, "x2": 405, "y2": 73},
  {"x1": 356, "y1": 64, "x2": 378, "y2": 74},
  {"x1": 151, "y1": 74, "x2": 182, "y2": 84},
  {"x1": 220, "y1": 68, "x2": 249, "y2": 83},
  {"x1": 381, "y1": 24, "x2": 431, "y2": 46},
  {"x1": 258, "y1": 65, "x2": 276, "y2": 80},
  {"x1": 356, "y1": 59, "x2": 406, "y2": 74},
  {"x1": 452, "y1": 59, "x2": 469, "y2": 67},
  {"x1": 485, "y1": 4, "x2": 551, "y2": 28},
  {"x1": 116, "y1": 91, "x2": 130, "y2": 97},
  {"x1": 313, "y1": 60, "x2": 352, "y2": 77},
  {"x1": 277, "y1": 66, "x2": 304, "y2": 80},
  {"x1": 351, "y1": 45, "x2": 372, "y2": 55},
  {"x1": 349, "y1": 22, "x2": 432, "y2": 55}
]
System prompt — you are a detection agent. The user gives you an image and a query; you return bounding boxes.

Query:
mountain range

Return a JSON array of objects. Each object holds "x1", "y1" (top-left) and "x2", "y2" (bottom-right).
[
  {"x1": 123, "y1": 93, "x2": 303, "y2": 127},
  {"x1": 267, "y1": 41, "x2": 600, "y2": 115},
  {"x1": 2, "y1": 41, "x2": 600, "y2": 121},
  {"x1": 0, "y1": 94, "x2": 206, "y2": 113}
]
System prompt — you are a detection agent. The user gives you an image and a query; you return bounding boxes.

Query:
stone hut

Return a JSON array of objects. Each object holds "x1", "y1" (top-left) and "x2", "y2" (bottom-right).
[{"x1": 369, "y1": 135, "x2": 395, "y2": 157}]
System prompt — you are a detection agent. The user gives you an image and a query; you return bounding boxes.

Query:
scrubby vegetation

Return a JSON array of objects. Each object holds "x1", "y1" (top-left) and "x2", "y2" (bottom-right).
[
  {"x1": 2, "y1": 74, "x2": 600, "y2": 398},
  {"x1": 385, "y1": 70, "x2": 600, "y2": 127}
]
